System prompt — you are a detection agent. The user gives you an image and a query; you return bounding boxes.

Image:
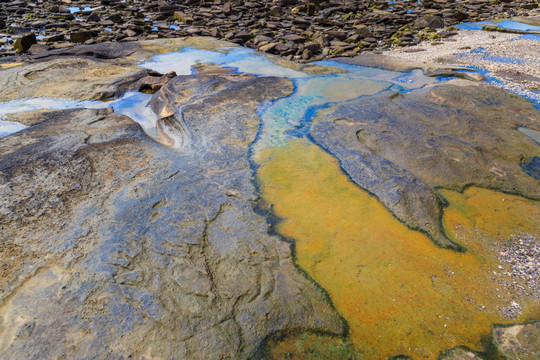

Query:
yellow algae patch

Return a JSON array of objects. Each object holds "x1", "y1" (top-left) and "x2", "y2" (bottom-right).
[
  {"x1": 440, "y1": 187, "x2": 540, "y2": 245},
  {"x1": 0, "y1": 63, "x2": 22, "y2": 69},
  {"x1": 257, "y1": 139, "x2": 539, "y2": 360}
]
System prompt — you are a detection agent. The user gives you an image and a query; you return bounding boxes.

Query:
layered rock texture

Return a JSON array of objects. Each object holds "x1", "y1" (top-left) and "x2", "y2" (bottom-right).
[
  {"x1": 0, "y1": 58, "x2": 344, "y2": 359},
  {"x1": 312, "y1": 72, "x2": 540, "y2": 248}
]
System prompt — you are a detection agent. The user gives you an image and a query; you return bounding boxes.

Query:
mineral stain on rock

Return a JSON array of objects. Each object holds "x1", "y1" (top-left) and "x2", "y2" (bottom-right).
[{"x1": 257, "y1": 139, "x2": 539, "y2": 360}]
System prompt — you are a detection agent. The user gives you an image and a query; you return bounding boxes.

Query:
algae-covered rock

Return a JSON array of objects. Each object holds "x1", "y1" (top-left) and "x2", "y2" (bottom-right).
[
  {"x1": 13, "y1": 33, "x2": 36, "y2": 53},
  {"x1": 492, "y1": 321, "x2": 540, "y2": 360}
]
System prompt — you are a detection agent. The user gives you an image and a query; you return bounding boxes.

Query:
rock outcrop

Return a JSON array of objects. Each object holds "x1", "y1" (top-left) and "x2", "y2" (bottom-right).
[
  {"x1": 311, "y1": 80, "x2": 540, "y2": 248},
  {"x1": 0, "y1": 73, "x2": 344, "y2": 359},
  {"x1": 491, "y1": 321, "x2": 540, "y2": 360}
]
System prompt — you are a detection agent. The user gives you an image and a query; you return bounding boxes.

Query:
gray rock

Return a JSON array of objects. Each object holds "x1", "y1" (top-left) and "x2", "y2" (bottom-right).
[
  {"x1": 415, "y1": 16, "x2": 445, "y2": 29},
  {"x1": 87, "y1": 12, "x2": 100, "y2": 22},
  {"x1": 0, "y1": 69, "x2": 343, "y2": 359},
  {"x1": 43, "y1": 33, "x2": 65, "y2": 42},
  {"x1": 311, "y1": 81, "x2": 540, "y2": 248},
  {"x1": 354, "y1": 24, "x2": 371, "y2": 38},
  {"x1": 282, "y1": 34, "x2": 305, "y2": 43},
  {"x1": 439, "y1": 347, "x2": 483, "y2": 360}
]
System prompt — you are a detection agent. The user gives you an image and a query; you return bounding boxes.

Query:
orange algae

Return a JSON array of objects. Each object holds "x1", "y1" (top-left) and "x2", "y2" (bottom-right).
[
  {"x1": 440, "y1": 187, "x2": 540, "y2": 245},
  {"x1": 257, "y1": 139, "x2": 539, "y2": 360}
]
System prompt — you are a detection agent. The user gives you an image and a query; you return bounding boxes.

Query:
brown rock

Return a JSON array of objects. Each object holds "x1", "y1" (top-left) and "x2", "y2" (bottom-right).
[
  {"x1": 43, "y1": 34, "x2": 65, "y2": 42},
  {"x1": 327, "y1": 30, "x2": 348, "y2": 40},
  {"x1": 302, "y1": 48, "x2": 313, "y2": 60},
  {"x1": 174, "y1": 11, "x2": 193, "y2": 24},
  {"x1": 415, "y1": 16, "x2": 445, "y2": 29},
  {"x1": 354, "y1": 24, "x2": 370, "y2": 38},
  {"x1": 107, "y1": 14, "x2": 123, "y2": 24},
  {"x1": 492, "y1": 321, "x2": 540, "y2": 360},
  {"x1": 259, "y1": 42, "x2": 278, "y2": 53},
  {"x1": 70, "y1": 31, "x2": 93, "y2": 43},
  {"x1": 222, "y1": 2, "x2": 232, "y2": 15}
]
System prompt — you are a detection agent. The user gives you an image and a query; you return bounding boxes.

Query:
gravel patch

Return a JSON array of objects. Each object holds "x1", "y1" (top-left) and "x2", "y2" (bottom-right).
[
  {"x1": 384, "y1": 27, "x2": 540, "y2": 103},
  {"x1": 495, "y1": 233, "x2": 540, "y2": 319}
]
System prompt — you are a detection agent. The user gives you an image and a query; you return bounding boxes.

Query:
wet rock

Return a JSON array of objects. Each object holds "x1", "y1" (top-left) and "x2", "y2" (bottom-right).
[
  {"x1": 13, "y1": 33, "x2": 36, "y2": 53},
  {"x1": 134, "y1": 71, "x2": 177, "y2": 93},
  {"x1": 0, "y1": 43, "x2": 152, "y2": 101},
  {"x1": 492, "y1": 321, "x2": 540, "y2": 360}
]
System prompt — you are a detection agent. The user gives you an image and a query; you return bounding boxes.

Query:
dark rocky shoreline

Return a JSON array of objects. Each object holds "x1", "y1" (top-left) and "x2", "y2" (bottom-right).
[{"x1": 1, "y1": 0, "x2": 539, "y2": 60}]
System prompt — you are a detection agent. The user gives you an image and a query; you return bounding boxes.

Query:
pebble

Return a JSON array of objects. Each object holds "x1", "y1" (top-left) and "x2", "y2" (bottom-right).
[{"x1": 0, "y1": 0, "x2": 538, "y2": 60}]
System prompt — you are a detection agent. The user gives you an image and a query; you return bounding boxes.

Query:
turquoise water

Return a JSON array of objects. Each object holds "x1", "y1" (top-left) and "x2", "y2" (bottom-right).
[
  {"x1": 140, "y1": 47, "x2": 440, "y2": 152},
  {"x1": 141, "y1": 47, "x2": 309, "y2": 78},
  {"x1": 69, "y1": 7, "x2": 93, "y2": 13},
  {"x1": 457, "y1": 20, "x2": 540, "y2": 32},
  {"x1": 0, "y1": 92, "x2": 156, "y2": 138},
  {"x1": 0, "y1": 47, "x2": 439, "y2": 140},
  {"x1": 0, "y1": 45, "x2": 533, "y2": 150}
]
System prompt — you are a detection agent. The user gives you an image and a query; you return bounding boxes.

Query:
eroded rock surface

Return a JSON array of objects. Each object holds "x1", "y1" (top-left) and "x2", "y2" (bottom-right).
[
  {"x1": 312, "y1": 80, "x2": 540, "y2": 248},
  {"x1": 0, "y1": 73, "x2": 343, "y2": 359}
]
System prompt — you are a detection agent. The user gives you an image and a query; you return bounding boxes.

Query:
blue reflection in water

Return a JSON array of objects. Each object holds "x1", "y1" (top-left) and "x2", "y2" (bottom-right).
[
  {"x1": 0, "y1": 45, "x2": 533, "y2": 148},
  {"x1": 0, "y1": 92, "x2": 155, "y2": 138},
  {"x1": 457, "y1": 20, "x2": 540, "y2": 32}
]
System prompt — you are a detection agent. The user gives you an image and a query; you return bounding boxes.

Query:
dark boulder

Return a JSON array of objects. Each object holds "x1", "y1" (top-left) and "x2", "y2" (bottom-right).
[{"x1": 13, "y1": 33, "x2": 36, "y2": 53}]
